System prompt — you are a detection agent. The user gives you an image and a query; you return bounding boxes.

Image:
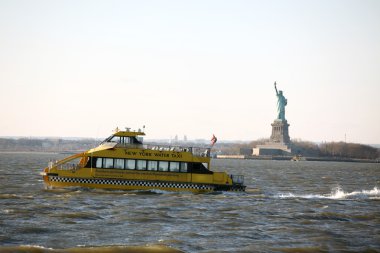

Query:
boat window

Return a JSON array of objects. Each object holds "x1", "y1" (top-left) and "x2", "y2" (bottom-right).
[
  {"x1": 101, "y1": 135, "x2": 113, "y2": 144},
  {"x1": 84, "y1": 157, "x2": 93, "y2": 168},
  {"x1": 170, "y1": 162, "x2": 180, "y2": 172},
  {"x1": 180, "y1": 162, "x2": 188, "y2": 172},
  {"x1": 125, "y1": 159, "x2": 135, "y2": 170},
  {"x1": 96, "y1": 158, "x2": 103, "y2": 168},
  {"x1": 114, "y1": 159, "x2": 124, "y2": 169},
  {"x1": 136, "y1": 160, "x2": 147, "y2": 170},
  {"x1": 189, "y1": 162, "x2": 212, "y2": 174},
  {"x1": 147, "y1": 160, "x2": 158, "y2": 171},
  {"x1": 110, "y1": 136, "x2": 121, "y2": 143},
  {"x1": 158, "y1": 161, "x2": 169, "y2": 172},
  {"x1": 104, "y1": 158, "x2": 114, "y2": 169}
]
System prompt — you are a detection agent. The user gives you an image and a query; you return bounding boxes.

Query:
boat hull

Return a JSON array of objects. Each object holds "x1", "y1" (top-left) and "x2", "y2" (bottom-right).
[{"x1": 43, "y1": 174, "x2": 245, "y2": 193}]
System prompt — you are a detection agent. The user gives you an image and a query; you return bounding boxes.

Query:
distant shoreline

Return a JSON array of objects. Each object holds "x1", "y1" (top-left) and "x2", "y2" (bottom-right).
[
  {"x1": 1, "y1": 151, "x2": 378, "y2": 164},
  {"x1": 1, "y1": 137, "x2": 379, "y2": 163},
  {"x1": 216, "y1": 155, "x2": 380, "y2": 164},
  {"x1": 0, "y1": 150, "x2": 82, "y2": 154}
]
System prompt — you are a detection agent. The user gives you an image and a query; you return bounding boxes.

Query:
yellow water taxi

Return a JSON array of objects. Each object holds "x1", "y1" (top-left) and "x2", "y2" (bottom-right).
[{"x1": 41, "y1": 128, "x2": 246, "y2": 193}]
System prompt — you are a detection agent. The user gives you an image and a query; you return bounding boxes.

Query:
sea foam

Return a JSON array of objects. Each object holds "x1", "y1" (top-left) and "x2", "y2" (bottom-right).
[{"x1": 277, "y1": 186, "x2": 379, "y2": 200}]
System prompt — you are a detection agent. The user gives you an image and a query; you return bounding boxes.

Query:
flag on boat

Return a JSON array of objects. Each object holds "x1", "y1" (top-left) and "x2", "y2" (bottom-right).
[{"x1": 210, "y1": 134, "x2": 217, "y2": 146}]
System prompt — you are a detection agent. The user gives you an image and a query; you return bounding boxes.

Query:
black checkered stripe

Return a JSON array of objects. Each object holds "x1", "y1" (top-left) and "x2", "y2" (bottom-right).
[{"x1": 49, "y1": 176, "x2": 215, "y2": 191}]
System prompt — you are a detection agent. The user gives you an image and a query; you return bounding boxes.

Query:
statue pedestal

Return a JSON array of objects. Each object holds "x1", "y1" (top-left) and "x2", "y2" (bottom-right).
[
  {"x1": 252, "y1": 119, "x2": 291, "y2": 156},
  {"x1": 270, "y1": 119, "x2": 290, "y2": 144}
]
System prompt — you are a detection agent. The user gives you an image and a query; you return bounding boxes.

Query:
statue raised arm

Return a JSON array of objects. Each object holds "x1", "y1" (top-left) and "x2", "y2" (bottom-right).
[
  {"x1": 274, "y1": 81, "x2": 279, "y2": 95},
  {"x1": 274, "y1": 81, "x2": 287, "y2": 121}
]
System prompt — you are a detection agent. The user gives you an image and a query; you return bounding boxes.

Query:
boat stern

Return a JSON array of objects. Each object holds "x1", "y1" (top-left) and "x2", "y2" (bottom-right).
[{"x1": 211, "y1": 172, "x2": 246, "y2": 192}]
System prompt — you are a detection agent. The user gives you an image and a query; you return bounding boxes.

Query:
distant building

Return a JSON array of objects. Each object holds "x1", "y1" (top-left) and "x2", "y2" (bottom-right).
[{"x1": 240, "y1": 148, "x2": 253, "y2": 156}]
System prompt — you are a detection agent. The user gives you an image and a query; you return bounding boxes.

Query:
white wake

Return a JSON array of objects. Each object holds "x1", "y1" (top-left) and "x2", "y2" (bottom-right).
[{"x1": 277, "y1": 186, "x2": 380, "y2": 200}]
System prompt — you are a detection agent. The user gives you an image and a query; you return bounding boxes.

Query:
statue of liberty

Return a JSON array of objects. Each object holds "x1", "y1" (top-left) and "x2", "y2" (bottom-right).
[{"x1": 274, "y1": 81, "x2": 287, "y2": 121}]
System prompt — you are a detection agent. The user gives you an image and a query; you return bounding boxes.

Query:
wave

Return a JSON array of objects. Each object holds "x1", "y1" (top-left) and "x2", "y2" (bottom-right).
[
  {"x1": 0, "y1": 244, "x2": 184, "y2": 253},
  {"x1": 276, "y1": 186, "x2": 379, "y2": 200},
  {"x1": 50, "y1": 212, "x2": 104, "y2": 220},
  {"x1": 0, "y1": 193, "x2": 34, "y2": 200}
]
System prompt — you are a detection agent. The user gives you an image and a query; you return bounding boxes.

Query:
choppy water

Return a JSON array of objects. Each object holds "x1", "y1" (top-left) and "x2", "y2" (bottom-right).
[{"x1": 0, "y1": 152, "x2": 379, "y2": 252}]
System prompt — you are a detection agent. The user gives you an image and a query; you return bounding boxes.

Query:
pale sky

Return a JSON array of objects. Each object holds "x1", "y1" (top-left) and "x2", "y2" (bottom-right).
[{"x1": 1, "y1": 0, "x2": 379, "y2": 144}]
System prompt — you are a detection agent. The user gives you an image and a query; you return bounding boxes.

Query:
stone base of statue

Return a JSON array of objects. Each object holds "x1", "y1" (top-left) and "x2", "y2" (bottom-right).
[
  {"x1": 270, "y1": 119, "x2": 290, "y2": 143},
  {"x1": 252, "y1": 119, "x2": 292, "y2": 156}
]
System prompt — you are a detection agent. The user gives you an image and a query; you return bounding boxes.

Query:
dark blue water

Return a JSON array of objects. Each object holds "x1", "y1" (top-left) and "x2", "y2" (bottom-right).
[{"x1": 0, "y1": 152, "x2": 379, "y2": 252}]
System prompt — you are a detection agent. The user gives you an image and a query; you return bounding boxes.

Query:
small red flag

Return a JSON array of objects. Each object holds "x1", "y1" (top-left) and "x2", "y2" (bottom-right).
[{"x1": 211, "y1": 134, "x2": 217, "y2": 146}]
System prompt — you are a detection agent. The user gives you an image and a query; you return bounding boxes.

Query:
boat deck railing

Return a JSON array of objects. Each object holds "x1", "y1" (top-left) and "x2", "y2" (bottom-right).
[
  {"x1": 57, "y1": 163, "x2": 82, "y2": 171},
  {"x1": 47, "y1": 161, "x2": 82, "y2": 172},
  {"x1": 114, "y1": 143, "x2": 211, "y2": 158},
  {"x1": 47, "y1": 156, "x2": 84, "y2": 172},
  {"x1": 231, "y1": 174, "x2": 244, "y2": 185}
]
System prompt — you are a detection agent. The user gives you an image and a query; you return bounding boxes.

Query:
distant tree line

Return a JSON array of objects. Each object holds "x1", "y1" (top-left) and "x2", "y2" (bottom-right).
[
  {"x1": 1, "y1": 137, "x2": 379, "y2": 160},
  {"x1": 0, "y1": 138, "x2": 98, "y2": 152},
  {"x1": 289, "y1": 139, "x2": 379, "y2": 159},
  {"x1": 318, "y1": 142, "x2": 378, "y2": 159},
  {"x1": 212, "y1": 139, "x2": 379, "y2": 160}
]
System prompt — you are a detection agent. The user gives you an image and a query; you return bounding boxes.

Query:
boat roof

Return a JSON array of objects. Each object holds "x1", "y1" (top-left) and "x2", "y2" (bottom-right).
[{"x1": 113, "y1": 128, "x2": 145, "y2": 137}]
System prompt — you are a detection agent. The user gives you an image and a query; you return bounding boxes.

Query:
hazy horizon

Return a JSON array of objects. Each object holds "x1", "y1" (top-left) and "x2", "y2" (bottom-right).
[
  {"x1": 1, "y1": 0, "x2": 379, "y2": 144},
  {"x1": 2, "y1": 134, "x2": 380, "y2": 147}
]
